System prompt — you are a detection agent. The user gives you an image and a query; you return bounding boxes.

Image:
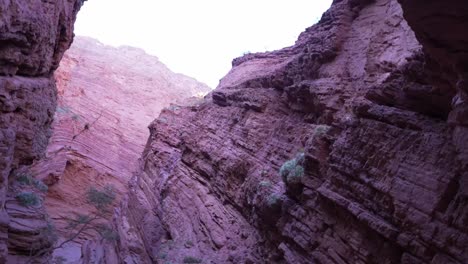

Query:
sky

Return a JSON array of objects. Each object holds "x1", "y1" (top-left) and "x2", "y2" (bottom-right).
[{"x1": 75, "y1": 0, "x2": 332, "y2": 88}]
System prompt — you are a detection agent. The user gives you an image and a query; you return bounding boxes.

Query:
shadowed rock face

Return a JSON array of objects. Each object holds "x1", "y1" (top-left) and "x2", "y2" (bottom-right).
[
  {"x1": 111, "y1": 0, "x2": 468, "y2": 263},
  {"x1": 398, "y1": 0, "x2": 468, "y2": 128},
  {"x1": 29, "y1": 36, "x2": 210, "y2": 262},
  {"x1": 0, "y1": 0, "x2": 85, "y2": 262}
]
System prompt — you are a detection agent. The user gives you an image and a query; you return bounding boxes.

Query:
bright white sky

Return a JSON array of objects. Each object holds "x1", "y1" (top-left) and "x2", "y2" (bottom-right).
[{"x1": 75, "y1": 0, "x2": 332, "y2": 88}]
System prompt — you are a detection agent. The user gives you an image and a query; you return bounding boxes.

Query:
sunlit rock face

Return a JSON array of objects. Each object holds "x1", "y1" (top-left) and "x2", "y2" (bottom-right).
[
  {"x1": 29, "y1": 36, "x2": 211, "y2": 262},
  {"x1": 0, "y1": 0, "x2": 85, "y2": 262},
  {"x1": 112, "y1": 0, "x2": 468, "y2": 263}
]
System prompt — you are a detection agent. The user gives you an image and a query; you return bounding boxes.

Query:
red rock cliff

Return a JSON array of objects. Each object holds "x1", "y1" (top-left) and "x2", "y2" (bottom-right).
[
  {"x1": 113, "y1": 0, "x2": 468, "y2": 263},
  {"x1": 0, "y1": 0, "x2": 85, "y2": 262}
]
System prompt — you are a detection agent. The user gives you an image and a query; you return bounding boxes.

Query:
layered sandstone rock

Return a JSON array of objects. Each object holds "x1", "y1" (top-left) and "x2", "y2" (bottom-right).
[
  {"x1": 114, "y1": 0, "x2": 468, "y2": 263},
  {"x1": 30, "y1": 36, "x2": 211, "y2": 262},
  {"x1": 2, "y1": 0, "x2": 468, "y2": 263},
  {"x1": 0, "y1": 0, "x2": 85, "y2": 262}
]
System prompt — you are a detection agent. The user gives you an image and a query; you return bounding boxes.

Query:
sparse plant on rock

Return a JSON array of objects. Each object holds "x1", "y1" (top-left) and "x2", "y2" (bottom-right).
[
  {"x1": 183, "y1": 256, "x2": 202, "y2": 263},
  {"x1": 165, "y1": 105, "x2": 181, "y2": 112},
  {"x1": 16, "y1": 192, "x2": 40, "y2": 207},
  {"x1": 259, "y1": 180, "x2": 273, "y2": 189},
  {"x1": 62, "y1": 185, "x2": 118, "y2": 243},
  {"x1": 15, "y1": 172, "x2": 49, "y2": 192},
  {"x1": 16, "y1": 173, "x2": 33, "y2": 185},
  {"x1": 72, "y1": 111, "x2": 103, "y2": 140},
  {"x1": 280, "y1": 152, "x2": 305, "y2": 185},
  {"x1": 313, "y1": 125, "x2": 331, "y2": 137},
  {"x1": 32, "y1": 178, "x2": 48, "y2": 192},
  {"x1": 28, "y1": 185, "x2": 118, "y2": 262},
  {"x1": 55, "y1": 106, "x2": 71, "y2": 114},
  {"x1": 266, "y1": 193, "x2": 281, "y2": 206},
  {"x1": 71, "y1": 114, "x2": 80, "y2": 121},
  {"x1": 86, "y1": 185, "x2": 116, "y2": 212}
]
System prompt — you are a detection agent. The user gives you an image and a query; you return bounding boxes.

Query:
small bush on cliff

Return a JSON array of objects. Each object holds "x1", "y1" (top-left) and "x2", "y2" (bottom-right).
[
  {"x1": 183, "y1": 256, "x2": 202, "y2": 263},
  {"x1": 32, "y1": 179, "x2": 48, "y2": 192},
  {"x1": 16, "y1": 192, "x2": 40, "y2": 206},
  {"x1": 266, "y1": 193, "x2": 281, "y2": 206},
  {"x1": 28, "y1": 185, "x2": 119, "y2": 262},
  {"x1": 313, "y1": 125, "x2": 331, "y2": 137},
  {"x1": 71, "y1": 114, "x2": 80, "y2": 121},
  {"x1": 56, "y1": 106, "x2": 71, "y2": 114},
  {"x1": 86, "y1": 185, "x2": 116, "y2": 212},
  {"x1": 64, "y1": 185, "x2": 118, "y2": 242},
  {"x1": 15, "y1": 173, "x2": 48, "y2": 192},
  {"x1": 16, "y1": 173, "x2": 33, "y2": 185},
  {"x1": 280, "y1": 153, "x2": 305, "y2": 184},
  {"x1": 259, "y1": 180, "x2": 273, "y2": 189}
]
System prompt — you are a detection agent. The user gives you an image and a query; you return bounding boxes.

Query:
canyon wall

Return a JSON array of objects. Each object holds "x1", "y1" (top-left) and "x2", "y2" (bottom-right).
[
  {"x1": 114, "y1": 0, "x2": 468, "y2": 263},
  {"x1": 31, "y1": 36, "x2": 211, "y2": 262},
  {"x1": 1, "y1": 0, "x2": 467, "y2": 263},
  {"x1": 0, "y1": 0, "x2": 85, "y2": 262}
]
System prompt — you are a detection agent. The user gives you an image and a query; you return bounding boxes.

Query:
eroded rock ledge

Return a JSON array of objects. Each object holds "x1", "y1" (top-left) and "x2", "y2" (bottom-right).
[{"x1": 113, "y1": 0, "x2": 468, "y2": 263}]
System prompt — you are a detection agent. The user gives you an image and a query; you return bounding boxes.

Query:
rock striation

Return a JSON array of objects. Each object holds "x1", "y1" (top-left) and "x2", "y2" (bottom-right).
[
  {"x1": 113, "y1": 0, "x2": 468, "y2": 263},
  {"x1": 0, "y1": 0, "x2": 85, "y2": 262}
]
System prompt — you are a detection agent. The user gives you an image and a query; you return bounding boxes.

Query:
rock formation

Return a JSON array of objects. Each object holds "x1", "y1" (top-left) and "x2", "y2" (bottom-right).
[
  {"x1": 0, "y1": 0, "x2": 85, "y2": 262},
  {"x1": 1, "y1": 0, "x2": 468, "y2": 263},
  {"x1": 30, "y1": 36, "x2": 210, "y2": 262},
  {"x1": 112, "y1": 0, "x2": 468, "y2": 263}
]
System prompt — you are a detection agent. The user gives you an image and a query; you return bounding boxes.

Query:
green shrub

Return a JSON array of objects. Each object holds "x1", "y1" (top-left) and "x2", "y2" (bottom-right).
[
  {"x1": 96, "y1": 224, "x2": 119, "y2": 242},
  {"x1": 16, "y1": 192, "x2": 40, "y2": 206},
  {"x1": 158, "y1": 117, "x2": 168, "y2": 123},
  {"x1": 40, "y1": 221, "x2": 58, "y2": 244},
  {"x1": 266, "y1": 194, "x2": 281, "y2": 206},
  {"x1": 279, "y1": 153, "x2": 305, "y2": 184},
  {"x1": 56, "y1": 106, "x2": 71, "y2": 114},
  {"x1": 183, "y1": 256, "x2": 202, "y2": 263},
  {"x1": 15, "y1": 173, "x2": 48, "y2": 192},
  {"x1": 33, "y1": 179, "x2": 48, "y2": 192},
  {"x1": 86, "y1": 185, "x2": 115, "y2": 211},
  {"x1": 314, "y1": 125, "x2": 331, "y2": 137},
  {"x1": 16, "y1": 173, "x2": 33, "y2": 185},
  {"x1": 259, "y1": 180, "x2": 273, "y2": 189},
  {"x1": 71, "y1": 114, "x2": 80, "y2": 121},
  {"x1": 166, "y1": 105, "x2": 181, "y2": 112}
]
